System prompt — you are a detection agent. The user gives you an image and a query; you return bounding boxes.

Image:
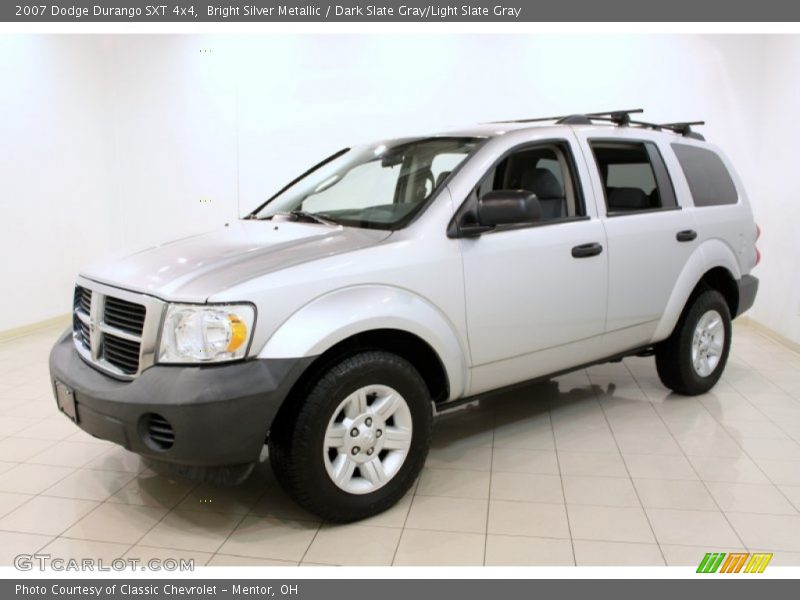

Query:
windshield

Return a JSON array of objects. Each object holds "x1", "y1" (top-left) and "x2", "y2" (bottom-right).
[{"x1": 251, "y1": 137, "x2": 482, "y2": 229}]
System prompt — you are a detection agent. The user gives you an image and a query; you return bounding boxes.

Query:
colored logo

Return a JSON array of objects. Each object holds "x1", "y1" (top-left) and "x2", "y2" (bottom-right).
[{"x1": 697, "y1": 552, "x2": 773, "y2": 573}]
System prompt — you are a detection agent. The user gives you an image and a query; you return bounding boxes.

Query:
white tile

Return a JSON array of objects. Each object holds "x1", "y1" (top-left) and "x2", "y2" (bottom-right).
[
  {"x1": 208, "y1": 554, "x2": 295, "y2": 566},
  {"x1": 40, "y1": 537, "x2": 130, "y2": 561},
  {"x1": 706, "y1": 481, "x2": 798, "y2": 515},
  {"x1": 218, "y1": 516, "x2": 318, "y2": 561},
  {"x1": 0, "y1": 463, "x2": 74, "y2": 494},
  {"x1": 426, "y1": 443, "x2": 492, "y2": 471},
  {"x1": 0, "y1": 531, "x2": 54, "y2": 565},
  {"x1": 393, "y1": 529, "x2": 484, "y2": 566},
  {"x1": 660, "y1": 544, "x2": 746, "y2": 566},
  {"x1": 84, "y1": 447, "x2": 146, "y2": 473},
  {"x1": 563, "y1": 475, "x2": 640, "y2": 507},
  {"x1": 0, "y1": 492, "x2": 33, "y2": 518},
  {"x1": 726, "y1": 512, "x2": 800, "y2": 552},
  {"x1": 573, "y1": 540, "x2": 664, "y2": 566},
  {"x1": 16, "y1": 419, "x2": 77, "y2": 441},
  {"x1": 43, "y1": 469, "x2": 134, "y2": 501},
  {"x1": 622, "y1": 454, "x2": 698, "y2": 481},
  {"x1": 416, "y1": 468, "x2": 490, "y2": 499},
  {"x1": 646, "y1": 508, "x2": 741, "y2": 547},
  {"x1": 0, "y1": 495, "x2": 98, "y2": 535},
  {"x1": 567, "y1": 505, "x2": 654, "y2": 544},
  {"x1": 491, "y1": 448, "x2": 559, "y2": 475},
  {"x1": 557, "y1": 452, "x2": 628, "y2": 478},
  {"x1": 304, "y1": 524, "x2": 401, "y2": 566},
  {"x1": 487, "y1": 500, "x2": 570, "y2": 539},
  {"x1": 755, "y1": 459, "x2": 800, "y2": 486},
  {"x1": 633, "y1": 479, "x2": 717, "y2": 510},
  {"x1": 26, "y1": 441, "x2": 109, "y2": 468},
  {"x1": 688, "y1": 456, "x2": 770, "y2": 484},
  {"x1": 108, "y1": 474, "x2": 196, "y2": 509},
  {"x1": 490, "y1": 472, "x2": 564, "y2": 503},
  {"x1": 406, "y1": 495, "x2": 487, "y2": 533},
  {"x1": 0, "y1": 437, "x2": 56, "y2": 462},
  {"x1": 64, "y1": 503, "x2": 167, "y2": 543},
  {"x1": 139, "y1": 509, "x2": 243, "y2": 553},
  {"x1": 485, "y1": 535, "x2": 573, "y2": 566},
  {"x1": 125, "y1": 544, "x2": 212, "y2": 566},
  {"x1": 780, "y1": 485, "x2": 800, "y2": 512}
]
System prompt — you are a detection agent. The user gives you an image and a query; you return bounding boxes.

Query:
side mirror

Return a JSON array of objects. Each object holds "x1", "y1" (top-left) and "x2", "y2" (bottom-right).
[{"x1": 477, "y1": 190, "x2": 541, "y2": 226}]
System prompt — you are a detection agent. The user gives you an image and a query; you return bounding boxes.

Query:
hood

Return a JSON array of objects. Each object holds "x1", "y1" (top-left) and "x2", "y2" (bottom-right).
[{"x1": 81, "y1": 220, "x2": 392, "y2": 301}]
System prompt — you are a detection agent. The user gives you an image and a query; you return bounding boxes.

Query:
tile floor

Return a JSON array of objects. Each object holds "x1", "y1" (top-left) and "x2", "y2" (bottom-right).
[{"x1": 1, "y1": 322, "x2": 800, "y2": 567}]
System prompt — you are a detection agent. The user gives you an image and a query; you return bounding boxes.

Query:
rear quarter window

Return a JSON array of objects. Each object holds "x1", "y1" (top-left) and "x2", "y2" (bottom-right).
[{"x1": 672, "y1": 144, "x2": 738, "y2": 207}]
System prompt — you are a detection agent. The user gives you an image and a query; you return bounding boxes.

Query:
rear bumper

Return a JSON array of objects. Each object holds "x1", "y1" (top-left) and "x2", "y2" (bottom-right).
[
  {"x1": 735, "y1": 274, "x2": 759, "y2": 318},
  {"x1": 48, "y1": 330, "x2": 313, "y2": 468}
]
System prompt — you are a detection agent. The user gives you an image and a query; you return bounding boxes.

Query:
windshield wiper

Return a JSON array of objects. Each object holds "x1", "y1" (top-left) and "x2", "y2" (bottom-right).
[{"x1": 287, "y1": 210, "x2": 340, "y2": 226}]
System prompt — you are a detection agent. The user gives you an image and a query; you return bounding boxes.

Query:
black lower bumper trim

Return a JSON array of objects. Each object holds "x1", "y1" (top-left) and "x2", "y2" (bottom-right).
[
  {"x1": 736, "y1": 274, "x2": 759, "y2": 318},
  {"x1": 49, "y1": 330, "x2": 314, "y2": 468}
]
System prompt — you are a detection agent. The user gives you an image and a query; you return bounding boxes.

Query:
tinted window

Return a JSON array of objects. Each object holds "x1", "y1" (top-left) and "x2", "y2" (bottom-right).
[
  {"x1": 590, "y1": 141, "x2": 676, "y2": 214},
  {"x1": 672, "y1": 144, "x2": 738, "y2": 207},
  {"x1": 475, "y1": 143, "x2": 584, "y2": 221}
]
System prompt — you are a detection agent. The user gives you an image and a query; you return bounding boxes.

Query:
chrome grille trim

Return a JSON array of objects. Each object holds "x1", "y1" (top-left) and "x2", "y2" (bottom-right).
[{"x1": 72, "y1": 276, "x2": 166, "y2": 380}]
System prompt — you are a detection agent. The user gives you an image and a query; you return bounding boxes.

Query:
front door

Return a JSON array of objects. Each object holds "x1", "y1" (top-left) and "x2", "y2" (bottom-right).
[{"x1": 458, "y1": 138, "x2": 608, "y2": 392}]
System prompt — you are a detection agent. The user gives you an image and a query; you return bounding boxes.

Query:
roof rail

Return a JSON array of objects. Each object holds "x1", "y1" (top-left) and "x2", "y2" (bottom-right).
[{"x1": 487, "y1": 109, "x2": 705, "y2": 140}]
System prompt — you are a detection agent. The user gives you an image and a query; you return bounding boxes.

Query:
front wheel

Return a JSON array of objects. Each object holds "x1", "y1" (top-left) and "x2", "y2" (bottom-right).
[
  {"x1": 655, "y1": 289, "x2": 732, "y2": 395},
  {"x1": 268, "y1": 351, "x2": 432, "y2": 522}
]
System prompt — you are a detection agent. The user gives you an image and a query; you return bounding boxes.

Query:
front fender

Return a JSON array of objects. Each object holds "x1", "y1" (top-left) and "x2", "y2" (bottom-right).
[
  {"x1": 257, "y1": 285, "x2": 468, "y2": 400},
  {"x1": 652, "y1": 239, "x2": 742, "y2": 341}
]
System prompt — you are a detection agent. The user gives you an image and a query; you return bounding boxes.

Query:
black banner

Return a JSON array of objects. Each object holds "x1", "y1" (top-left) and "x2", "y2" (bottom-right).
[
  {"x1": 4, "y1": 579, "x2": 800, "y2": 600},
  {"x1": 3, "y1": 0, "x2": 800, "y2": 22}
]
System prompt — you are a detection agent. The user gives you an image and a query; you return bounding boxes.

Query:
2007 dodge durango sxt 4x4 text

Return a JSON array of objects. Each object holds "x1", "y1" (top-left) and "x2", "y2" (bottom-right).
[{"x1": 50, "y1": 109, "x2": 760, "y2": 521}]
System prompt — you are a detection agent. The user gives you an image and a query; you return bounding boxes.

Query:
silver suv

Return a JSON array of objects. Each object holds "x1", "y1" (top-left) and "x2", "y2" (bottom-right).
[{"x1": 50, "y1": 109, "x2": 759, "y2": 521}]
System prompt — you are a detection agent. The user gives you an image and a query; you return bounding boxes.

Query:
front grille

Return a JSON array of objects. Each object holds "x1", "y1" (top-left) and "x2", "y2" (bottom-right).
[
  {"x1": 73, "y1": 286, "x2": 92, "y2": 350},
  {"x1": 102, "y1": 334, "x2": 141, "y2": 375},
  {"x1": 142, "y1": 413, "x2": 175, "y2": 450},
  {"x1": 104, "y1": 296, "x2": 146, "y2": 335},
  {"x1": 74, "y1": 286, "x2": 92, "y2": 314},
  {"x1": 71, "y1": 282, "x2": 156, "y2": 379}
]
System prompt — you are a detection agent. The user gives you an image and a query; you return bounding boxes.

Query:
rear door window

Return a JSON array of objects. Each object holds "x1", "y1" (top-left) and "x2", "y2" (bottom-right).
[
  {"x1": 589, "y1": 141, "x2": 677, "y2": 214},
  {"x1": 672, "y1": 144, "x2": 738, "y2": 207}
]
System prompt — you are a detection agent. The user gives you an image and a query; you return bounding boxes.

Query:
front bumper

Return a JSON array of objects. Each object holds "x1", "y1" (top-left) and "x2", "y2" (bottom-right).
[
  {"x1": 48, "y1": 330, "x2": 312, "y2": 468},
  {"x1": 735, "y1": 274, "x2": 759, "y2": 317}
]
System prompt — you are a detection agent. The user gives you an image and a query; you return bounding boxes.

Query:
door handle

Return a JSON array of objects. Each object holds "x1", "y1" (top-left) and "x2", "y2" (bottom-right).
[
  {"x1": 571, "y1": 242, "x2": 603, "y2": 258},
  {"x1": 676, "y1": 229, "x2": 697, "y2": 242}
]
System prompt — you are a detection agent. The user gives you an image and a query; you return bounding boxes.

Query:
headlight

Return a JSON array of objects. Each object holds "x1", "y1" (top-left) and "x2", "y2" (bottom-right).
[{"x1": 158, "y1": 304, "x2": 255, "y2": 364}]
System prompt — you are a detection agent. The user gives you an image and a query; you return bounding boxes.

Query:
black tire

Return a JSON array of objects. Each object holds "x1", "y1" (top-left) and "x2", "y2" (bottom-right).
[
  {"x1": 268, "y1": 351, "x2": 432, "y2": 522},
  {"x1": 655, "y1": 289, "x2": 732, "y2": 396}
]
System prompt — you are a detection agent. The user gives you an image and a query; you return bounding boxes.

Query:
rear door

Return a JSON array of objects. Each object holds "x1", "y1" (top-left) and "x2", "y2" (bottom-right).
[{"x1": 574, "y1": 132, "x2": 697, "y2": 344}]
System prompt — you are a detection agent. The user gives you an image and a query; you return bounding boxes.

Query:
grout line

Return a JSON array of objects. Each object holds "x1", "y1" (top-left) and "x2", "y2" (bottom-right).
[
  {"x1": 623, "y1": 360, "x2": 752, "y2": 552},
  {"x1": 592, "y1": 378, "x2": 668, "y2": 566},
  {"x1": 481, "y1": 403, "x2": 496, "y2": 566},
  {"x1": 547, "y1": 390, "x2": 577, "y2": 567}
]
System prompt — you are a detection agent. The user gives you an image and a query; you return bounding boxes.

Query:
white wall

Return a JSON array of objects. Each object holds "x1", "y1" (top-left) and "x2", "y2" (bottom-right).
[
  {"x1": 747, "y1": 36, "x2": 800, "y2": 345},
  {"x1": 0, "y1": 36, "x2": 112, "y2": 332},
  {"x1": 1, "y1": 34, "x2": 797, "y2": 344}
]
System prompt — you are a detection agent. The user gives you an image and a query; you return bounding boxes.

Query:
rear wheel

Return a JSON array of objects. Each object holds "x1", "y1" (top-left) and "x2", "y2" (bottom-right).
[
  {"x1": 655, "y1": 289, "x2": 732, "y2": 395},
  {"x1": 269, "y1": 351, "x2": 432, "y2": 522}
]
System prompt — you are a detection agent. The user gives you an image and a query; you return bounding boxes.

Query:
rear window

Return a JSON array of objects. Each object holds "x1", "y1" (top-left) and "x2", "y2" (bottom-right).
[{"x1": 672, "y1": 144, "x2": 738, "y2": 207}]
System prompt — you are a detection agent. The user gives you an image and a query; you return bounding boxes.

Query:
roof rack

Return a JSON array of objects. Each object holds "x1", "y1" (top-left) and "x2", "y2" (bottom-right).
[{"x1": 488, "y1": 109, "x2": 706, "y2": 140}]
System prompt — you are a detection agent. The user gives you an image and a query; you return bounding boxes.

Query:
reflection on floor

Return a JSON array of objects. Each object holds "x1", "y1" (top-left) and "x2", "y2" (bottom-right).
[{"x1": 1, "y1": 322, "x2": 799, "y2": 566}]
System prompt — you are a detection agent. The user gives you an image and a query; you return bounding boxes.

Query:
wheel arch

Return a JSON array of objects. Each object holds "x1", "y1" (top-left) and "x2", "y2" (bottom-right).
[
  {"x1": 258, "y1": 285, "x2": 468, "y2": 403},
  {"x1": 653, "y1": 240, "x2": 742, "y2": 341}
]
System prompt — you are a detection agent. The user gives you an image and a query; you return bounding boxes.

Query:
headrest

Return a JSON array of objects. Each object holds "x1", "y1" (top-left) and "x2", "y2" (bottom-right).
[
  {"x1": 608, "y1": 187, "x2": 649, "y2": 210},
  {"x1": 435, "y1": 170, "x2": 451, "y2": 188},
  {"x1": 520, "y1": 168, "x2": 563, "y2": 199}
]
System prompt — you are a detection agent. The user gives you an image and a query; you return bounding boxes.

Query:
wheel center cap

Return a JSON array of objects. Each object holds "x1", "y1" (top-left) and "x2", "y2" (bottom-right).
[{"x1": 344, "y1": 414, "x2": 386, "y2": 463}]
